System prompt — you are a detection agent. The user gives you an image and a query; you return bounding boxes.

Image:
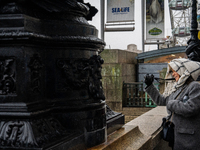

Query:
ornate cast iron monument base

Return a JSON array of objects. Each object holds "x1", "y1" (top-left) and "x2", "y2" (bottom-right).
[
  {"x1": 0, "y1": 0, "x2": 107, "y2": 149},
  {"x1": 106, "y1": 105, "x2": 125, "y2": 135}
]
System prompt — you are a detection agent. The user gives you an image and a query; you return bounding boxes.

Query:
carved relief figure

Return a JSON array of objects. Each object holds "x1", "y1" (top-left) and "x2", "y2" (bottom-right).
[{"x1": 57, "y1": 55, "x2": 105, "y2": 101}]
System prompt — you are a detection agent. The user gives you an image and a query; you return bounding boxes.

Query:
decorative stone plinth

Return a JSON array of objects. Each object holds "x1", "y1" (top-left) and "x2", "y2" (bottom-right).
[
  {"x1": 88, "y1": 125, "x2": 151, "y2": 150},
  {"x1": 88, "y1": 107, "x2": 171, "y2": 150}
]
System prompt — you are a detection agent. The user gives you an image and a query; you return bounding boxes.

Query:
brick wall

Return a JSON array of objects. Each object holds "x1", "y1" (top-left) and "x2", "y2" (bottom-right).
[{"x1": 101, "y1": 49, "x2": 154, "y2": 123}]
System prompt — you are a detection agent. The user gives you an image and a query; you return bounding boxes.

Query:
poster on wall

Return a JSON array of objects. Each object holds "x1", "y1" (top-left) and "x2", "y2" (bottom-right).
[
  {"x1": 107, "y1": 0, "x2": 135, "y2": 23},
  {"x1": 146, "y1": 0, "x2": 165, "y2": 40}
]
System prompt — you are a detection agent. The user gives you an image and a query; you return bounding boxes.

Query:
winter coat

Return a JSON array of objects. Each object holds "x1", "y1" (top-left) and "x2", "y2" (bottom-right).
[{"x1": 145, "y1": 81, "x2": 200, "y2": 150}]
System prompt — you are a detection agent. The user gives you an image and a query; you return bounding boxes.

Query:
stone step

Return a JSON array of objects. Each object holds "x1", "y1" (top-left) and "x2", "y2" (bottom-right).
[{"x1": 87, "y1": 125, "x2": 151, "y2": 150}]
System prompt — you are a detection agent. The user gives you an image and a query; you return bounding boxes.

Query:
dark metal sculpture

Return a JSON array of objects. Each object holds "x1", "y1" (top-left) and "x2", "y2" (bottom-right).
[
  {"x1": 0, "y1": 0, "x2": 107, "y2": 149},
  {"x1": 185, "y1": 0, "x2": 200, "y2": 61}
]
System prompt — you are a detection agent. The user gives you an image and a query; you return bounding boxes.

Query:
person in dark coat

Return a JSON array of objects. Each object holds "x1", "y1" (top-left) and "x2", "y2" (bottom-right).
[{"x1": 144, "y1": 58, "x2": 200, "y2": 150}]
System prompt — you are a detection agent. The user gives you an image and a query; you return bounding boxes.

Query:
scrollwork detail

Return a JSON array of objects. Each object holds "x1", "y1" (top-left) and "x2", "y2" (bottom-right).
[
  {"x1": 0, "y1": 117, "x2": 67, "y2": 148},
  {"x1": 28, "y1": 54, "x2": 44, "y2": 94},
  {"x1": 0, "y1": 58, "x2": 16, "y2": 95},
  {"x1": 0, "y1": 121, "x2": 38, "y2": 147}
]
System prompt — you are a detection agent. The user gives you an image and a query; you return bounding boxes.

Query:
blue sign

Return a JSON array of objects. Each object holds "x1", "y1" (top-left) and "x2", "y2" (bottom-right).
[{"x1": 112, "y1": 7, "x2": 130, "y2": 13}]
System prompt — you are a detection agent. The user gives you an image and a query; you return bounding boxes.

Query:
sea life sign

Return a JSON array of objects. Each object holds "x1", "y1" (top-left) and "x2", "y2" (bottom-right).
[
  {"x1": 107, "y1": 0, "x2": 135, "y2": 23},
  {"x1": 146, "y1": 0, "x2": 165, "y2": 40}
]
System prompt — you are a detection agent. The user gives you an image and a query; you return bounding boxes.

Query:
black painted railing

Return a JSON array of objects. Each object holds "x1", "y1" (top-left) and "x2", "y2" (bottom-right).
[{"x1": 122, "y1": 82, "x2": 158, "y2": 107}]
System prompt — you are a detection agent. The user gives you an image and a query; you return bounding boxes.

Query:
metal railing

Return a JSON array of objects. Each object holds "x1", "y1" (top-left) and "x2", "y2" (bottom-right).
[{"x1": 122, "y1": 82, "x2": 158, "y2": 107}]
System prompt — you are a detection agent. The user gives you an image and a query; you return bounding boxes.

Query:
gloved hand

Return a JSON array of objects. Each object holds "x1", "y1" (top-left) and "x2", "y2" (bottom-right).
[{"x1": 144, "y1": 74, "x2": 154, "y2": 87}]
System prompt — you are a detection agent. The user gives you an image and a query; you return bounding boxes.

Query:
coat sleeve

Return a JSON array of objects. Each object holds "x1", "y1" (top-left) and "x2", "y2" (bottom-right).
[
  {"x1": 167, "y1": 82, "x2": 200, "y2": 117},
  {"x1": 145, "y1": 84, "x2": 168, "y2": 106}
]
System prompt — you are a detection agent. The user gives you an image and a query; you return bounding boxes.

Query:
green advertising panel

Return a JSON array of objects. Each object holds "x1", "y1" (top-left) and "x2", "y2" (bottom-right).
[{"x1": 146, "y1": 0, "x2": 165, "y2": 40}]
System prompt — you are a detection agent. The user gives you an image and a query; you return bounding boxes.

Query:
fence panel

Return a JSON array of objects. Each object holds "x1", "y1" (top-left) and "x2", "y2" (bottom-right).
[{"x1": 123, "y1": 82, "x2": 157, "y2": 107}]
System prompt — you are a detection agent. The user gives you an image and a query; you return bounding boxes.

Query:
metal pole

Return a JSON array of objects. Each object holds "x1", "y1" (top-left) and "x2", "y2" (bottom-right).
[
  {"x1": 142, "y1": 0, "x2": 145, "y2": 52},
  {"x1": 190, "y1": 0, "x2": 198, "y2": 41},
  {"x1": 101, "y1": 0, "x2": 105, "y2": 41},
  {"x1": 169, "y1": 0, "x2": 176, "y2": 47},
  {"x1": 185, "y1": 0, "x2": 200, "y2": 61}
]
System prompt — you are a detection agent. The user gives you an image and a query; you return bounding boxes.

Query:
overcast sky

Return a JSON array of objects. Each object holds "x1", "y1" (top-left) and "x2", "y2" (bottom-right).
[{"x1": 84, "y1": 0, "x2": 172, "y2": 51}]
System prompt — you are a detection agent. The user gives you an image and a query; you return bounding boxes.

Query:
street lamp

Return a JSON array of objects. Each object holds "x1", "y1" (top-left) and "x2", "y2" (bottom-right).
[{"x1": 185, "y1": 0, "x2": 200, "y2": 61}]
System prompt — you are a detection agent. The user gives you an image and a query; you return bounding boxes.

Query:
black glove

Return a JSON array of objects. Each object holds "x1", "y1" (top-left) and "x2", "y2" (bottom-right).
[{"x1": 144, "y1": 74, "x2": 154, "y2": 87}]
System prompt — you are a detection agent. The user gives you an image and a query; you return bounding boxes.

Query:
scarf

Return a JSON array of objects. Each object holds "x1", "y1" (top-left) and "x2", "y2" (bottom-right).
[{"x1": 163, "y1": 58, "x2": 200, "y2": 97}]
